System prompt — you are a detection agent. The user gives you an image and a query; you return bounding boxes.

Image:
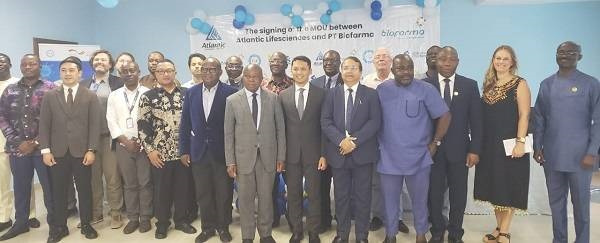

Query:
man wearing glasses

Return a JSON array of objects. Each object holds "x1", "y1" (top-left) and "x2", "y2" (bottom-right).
[
  {"x1": 138, "y1": 60, "x2": 197, "y2": 239},
  {"x1": 224, "y1": 56, "x2": 243, "y2": 90},
  {"x1": 180, "y1": 58, "x2": 237, "y2": 243}
]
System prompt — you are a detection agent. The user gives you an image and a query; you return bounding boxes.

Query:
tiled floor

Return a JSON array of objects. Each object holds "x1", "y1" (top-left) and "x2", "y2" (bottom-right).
[{"x1": 2, "y1": 172, "x2": 599, "y2": 242}]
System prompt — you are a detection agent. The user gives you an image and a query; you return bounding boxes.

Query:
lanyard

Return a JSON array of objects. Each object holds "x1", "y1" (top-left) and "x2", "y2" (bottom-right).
[{"x1": 123, "y1": 89, "x2": 140, "y2": 114}]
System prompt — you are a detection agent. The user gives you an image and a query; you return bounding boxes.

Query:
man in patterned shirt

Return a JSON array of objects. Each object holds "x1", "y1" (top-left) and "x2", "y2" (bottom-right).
[
  {"x1": 137, "y1": 60, "x2": 196, "y2": 239},
  {"x1": 0, "y1": 54, "x2": 55, "y2": 240}
]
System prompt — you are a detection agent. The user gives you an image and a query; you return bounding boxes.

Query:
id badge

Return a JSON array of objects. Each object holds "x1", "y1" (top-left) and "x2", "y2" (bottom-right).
[{"x1": 126, "y1": 117, "x2": 134, "y2": 128}]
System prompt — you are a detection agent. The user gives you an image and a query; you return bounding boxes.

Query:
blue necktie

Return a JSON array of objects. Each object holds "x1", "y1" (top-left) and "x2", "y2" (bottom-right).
[
  {"x1": 443, "y1": 78, "x2": 451, "y2": 106},
  {"x1": 346, "y1": 88, "x2": 354, "y2": 130}
]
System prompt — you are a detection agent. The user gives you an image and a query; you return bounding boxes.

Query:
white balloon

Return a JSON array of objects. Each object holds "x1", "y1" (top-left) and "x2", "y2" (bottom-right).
[
  {"x1": 363, "y1": 0, "x2": 371, "y2": 10},
  {"x1": 292, "y1": 4, "x2": 304, "y2": 16},
  {"x1": 424, "y1": 0, "x2": 437, "y2": 8},
  {"x1": 381, "y1": 0, "x2": 390, "y2": 8},
  {"x1": 185, "y1": 19, "x2": 199, "y2": 35},
  {"x1": 193, "y1": 9, "x2": 208, "y2": 21},
  {"x1": 317, "y1": 2, "x2": 329, "y2": 14}
]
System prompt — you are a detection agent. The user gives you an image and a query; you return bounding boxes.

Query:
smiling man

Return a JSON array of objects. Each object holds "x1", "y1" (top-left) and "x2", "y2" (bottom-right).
[{"x1": 80, "y1": 49, "x2": 124, "y2": 229}]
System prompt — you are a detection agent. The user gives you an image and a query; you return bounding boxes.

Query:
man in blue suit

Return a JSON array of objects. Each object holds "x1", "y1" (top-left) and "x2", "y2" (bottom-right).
[
  {"x1": 321, "y1": 56, "x2": 381, "y2": 243},
  {"x1": 534, "y1": 41, "x2": 600, "y2": 243},
  {"x1": 180, "y1": 57, "x2": 237, "y2": 243},
  {"x1": 424, "y1": 46, "x2": 482, "y2": 243}
]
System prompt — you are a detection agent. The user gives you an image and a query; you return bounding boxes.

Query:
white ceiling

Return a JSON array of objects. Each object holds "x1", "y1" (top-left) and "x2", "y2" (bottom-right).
[{"x1": 476, "y1": 0, "x2": 600, "y2": 5}]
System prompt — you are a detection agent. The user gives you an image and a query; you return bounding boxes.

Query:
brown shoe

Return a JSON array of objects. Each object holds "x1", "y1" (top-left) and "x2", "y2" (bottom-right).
[
  {"x1": 111, "y1": 215, "x2": 123, "y2": 229},
  {"x1": 139, "y1": 220, "x2": 152, "y2": 233}
]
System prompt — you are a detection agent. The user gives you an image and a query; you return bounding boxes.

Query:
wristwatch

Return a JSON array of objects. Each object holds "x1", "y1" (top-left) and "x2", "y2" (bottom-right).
[
  {"x1": 433, "y1": 138, "x2": 442, "y2": 146},
  {"x1": 516, "y1": 137, "x2": 526, "y2": 144},
  {"x1": 87, "y1": 149, "x2": 97, "y2": 154}
]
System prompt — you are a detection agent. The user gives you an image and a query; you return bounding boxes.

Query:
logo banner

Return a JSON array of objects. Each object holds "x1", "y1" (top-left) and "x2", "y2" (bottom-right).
[
  {"x1": 191, "y1": 5, "x2": 439, "y2": 79},
  {"x1": 38, "y1": 44, "x2": 100, "y2": 81}
]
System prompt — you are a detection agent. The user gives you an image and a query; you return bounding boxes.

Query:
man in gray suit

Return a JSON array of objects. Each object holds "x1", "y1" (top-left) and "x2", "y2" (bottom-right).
[
  {"x1": 39, "y1": 56, "x2": 101, "y2": 242},
  {"x1": 280, "y1": 56, "x2": 327, "y2": 243},
  {"x1": 225, "y1": 64, "x2": 286, "y2": 243}
]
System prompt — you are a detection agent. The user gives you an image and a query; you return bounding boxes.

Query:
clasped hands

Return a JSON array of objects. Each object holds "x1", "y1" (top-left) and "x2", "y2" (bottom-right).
[{"x1": 339, "y1": 136, "x2": 357, "y2": 155}]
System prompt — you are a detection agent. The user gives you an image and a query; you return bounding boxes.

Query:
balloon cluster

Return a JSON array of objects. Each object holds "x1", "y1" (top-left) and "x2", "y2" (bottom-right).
[
  {"x1": 416, "y1": 0, "x2": 441, "y2": 7},
  {"x1": 315, "y1": 0, "x2": 342, "y2": 25},
  {"x1": 186, "y1": 9, "x2": 212, "y2": 35},
  {"x1": 233, "y1": 5, "x2": 256, "y2": 29},
  {"x1": 363, "y1": 0, "x2": 388, "y2": 21},
  {"x1": 280, "y1": 3, "x2": 305, "y2": 28},
  {"x1": 96, "y1": 0, "x2": 119, "y2": 8}
]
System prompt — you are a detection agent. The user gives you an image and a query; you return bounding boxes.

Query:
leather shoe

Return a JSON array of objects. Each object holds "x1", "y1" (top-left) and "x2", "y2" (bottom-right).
[
  {"x1": 448, "y1": 238, "x2": 464, "y2": 243},
  {"x1": 398, "y1": 220, "x2": 409, "y2": 234},
  {"x1": 123, "y1": 221, "x2": 139, "y2": 234},
  {"x1": 332, "y1": 236, "x2": 349, "y2": 243},
  {"x1": 355, "y1": 239, "x2": 368, "y2": 243},
  {"x1": 28, "y1": 218, "x2": 41, "y2": 228},
  {"x1": 80, "y1": 224, "x2": 98, "y2": 239},
  {"x1": 175, "y1": 223, "x2": 197, "y2": 234},
  {"x1": 155, "y1": 227, "x2": 167, "y2": 239},
  {"x1": 194, "y1": 230, "x2": 216, "y2": 243},
  {"x1": 47, "y1": 226, "x2": 69, "y2": 243},
  {"x1": 308, "y1": 232, "x2": 320, "y2": 243},
  {"x1": 369, "y1": 217, "x2": 383, "y2": 231},
  {"x1": 139, "y1": 220, "x2": 151, "y2": 233},
  {"x1": 383, "y1": 236, "x2": 396, "y2": 243},
  {"x1": 289, "y1": 233, "x2": 303, "y2": 243},
  {"x1": 428, "y1": 235, "x2": 443, "y2": 243},
  {"x1": 0, "y1": 225, "x2": 29, "y2": 241},
  {"x1": 242, "y1": 239, "x2": 253, "y2": 243},
  {"x1": 218, "y1": 229, "x2": 232, "y2": 242},
  {"x1": 0, "y1": 220, "x2": 12, "y2": 232},
  {"x1": 260, "y1": 236, "x2": 276, "y2": 243}
]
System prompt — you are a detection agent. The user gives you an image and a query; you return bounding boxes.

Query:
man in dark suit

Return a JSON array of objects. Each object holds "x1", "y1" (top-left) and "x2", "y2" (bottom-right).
[
  {"x1": 80, "y1": 49, "x2": 125, "y2": 228},
  {"x1": 424, "y1": 46, "x2": 482, "y2": 243},
  {"x1": 310, "y1": 50, "x2": 341, "y2": 234},
  {"x1": 180, "y1": 58, "x2": 237, "y2": 243},
  {"x1": 280, "y1": 56, "x2": 327, "y2": 243},
  {"x1": 321, "y1": 56, "x2": 381, "y2": 243},
  {"x1": 225, "y1": 64, "x2": 286, "y2": 243},
  {"x1": 39, "y1": 56, "x2": 101, "y2": 242}
]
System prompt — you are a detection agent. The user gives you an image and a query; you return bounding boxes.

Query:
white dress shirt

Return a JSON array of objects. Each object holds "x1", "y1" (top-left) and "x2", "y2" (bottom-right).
[
  {"x1": 202, "y1": 83, "x2": 218, "y2": 121},
  {"x1": 106, "y1": 85, "x2": 150, "y2": 139},
  {"x1": 244, "y1": 88, "x2": 261, "y2": 129},
  {"x1": 438, "y1": 73, "x2": 456, "y2": 101},
  {"x1": 343, "y1": 82, "x2": 359, "y2": 126},
  {"x1": 62, "y1": 83, "x2": 79, "y2": 102},
  {"x1": 362, "y1": 71, "x2": 393, "y2": 89},
  {"x1": 294, "y1": 82, "x2": 310, "y2": 111},
  {"x1": 324, "y1": 73, "x2": 340, "y2": 89}
]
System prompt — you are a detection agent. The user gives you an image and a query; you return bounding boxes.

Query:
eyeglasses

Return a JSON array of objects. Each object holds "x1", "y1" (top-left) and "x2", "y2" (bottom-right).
[
  {"x1": 201, "y1": 67, "x2": 219, "y2": 74},
  {"x1": 226, "y1": 64, "x2": 243, "y2": 70},
  {"x1": 269, "y1": 59, "x2": 286, "y2": 65},
  {"x1": 155, "y1": 69, "x2": 175, "y2": 75}
]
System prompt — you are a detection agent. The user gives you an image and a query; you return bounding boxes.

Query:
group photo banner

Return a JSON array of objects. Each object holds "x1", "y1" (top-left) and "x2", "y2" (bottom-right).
[{"x1": 191, "y1": 5, "x2": 440, "y2": 79}]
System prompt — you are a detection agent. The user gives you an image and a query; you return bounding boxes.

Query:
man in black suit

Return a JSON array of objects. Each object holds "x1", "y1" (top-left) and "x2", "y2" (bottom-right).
[
  {"x1": 321, "y1": 56, "x2": 381, "y2": 243},
  {"x1": 80, "y1": 49, "x2": 125, "y2": 228},
  {"x1": 310, "y1": 50, "x2": 341, "y2": 234},
  {"x1": 280, "y1": 56, "x2": 327, "y2": 243},
  {"x1": 424, "y1": 46, "x2": 482, "y2": 243}
]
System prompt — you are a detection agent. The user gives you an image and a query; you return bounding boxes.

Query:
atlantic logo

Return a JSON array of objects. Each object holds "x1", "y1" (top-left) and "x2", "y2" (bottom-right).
[
  {"x1": 202, "y1": 27, "x2": 226, "y2": 50},
  {"x1": 313, "y1": 51, "x2": 324, "y2": 67}
]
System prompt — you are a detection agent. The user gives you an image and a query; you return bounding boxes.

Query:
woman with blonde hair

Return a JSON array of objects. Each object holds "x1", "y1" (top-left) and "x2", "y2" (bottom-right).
[{"x1": 474, "y1": 45, "x2": 531, "y2": 243}]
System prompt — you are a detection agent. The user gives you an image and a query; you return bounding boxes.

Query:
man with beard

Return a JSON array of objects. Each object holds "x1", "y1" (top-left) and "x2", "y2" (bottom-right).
[{"x1": 80, "y1": 49, "x2": 124, "y2": 229}]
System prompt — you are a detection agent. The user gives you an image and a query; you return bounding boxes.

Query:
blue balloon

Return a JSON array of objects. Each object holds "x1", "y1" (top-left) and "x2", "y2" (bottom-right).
[
  {"x1": 244, "y1": 13, "x2": 255, "y2": 25},
  {"x1": 280, "y1": 4, "x2": 292, "y2": 16},
  {"x1": 233, "y1": 19, "x2": 245, "y2": 29},
  {"x1": 320, "y1": 14, "x2": 331, "y2": 25},
  {"x1": 328, "y1": 0, "x2": 341, "y2": 12},
  {"x1": 371, "y1": 1, "x2": 382, "y2": 10},
  {"x1": 199, "y1": 22, "x2": 212, "y2": 34},
  {"x1": 190, "y1": 18, "x2": 205, "y2": 30},
  {"x1": 235, "y1": 10, "x2": 246, "y2": 22},
  {"x1": 416, "y1": 0, "x2": 425, "y2": 7},
  {"x1": 234, "y1": 5, "x2": 246, "y2": 14},
  {"x1": 291, "y1": 15, "x2": 304, "y2": 28},
  {"x1": 371, "y1": 10, "x2": 382, "y2": 20},
  {"x1": 97, "y1": 0, "x2": 119, "y2": 8}
]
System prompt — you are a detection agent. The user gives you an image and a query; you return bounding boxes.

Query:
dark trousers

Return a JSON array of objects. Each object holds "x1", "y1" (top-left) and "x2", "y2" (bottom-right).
[
  {"x1": 332, "y1": 161, "x2": 372, "y2": 241},
  {"x1": 286, "y1": 152, "x2": 322, "y2": 234},
  {"x1": 272, "y1": 172, "x2": 286, "y2": 222},
  {"x1": 154, "y1": 160, "x2": 190, "y2": 228},
  {"x1": 320, "y1": 166, "x2": 333, "y2": 226},
  {"x1": 428, "y1": 152, "x2": 468, "y2": 239},
  {"x1": 10, "y1": 155, "x2": 54, "y2": 228},
  {"x1": 50, "y1": 151, "x2": 92, "y2": 227},
  {"x1": 190, "y1": 150, "x2": 233, "y2": 231}
]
